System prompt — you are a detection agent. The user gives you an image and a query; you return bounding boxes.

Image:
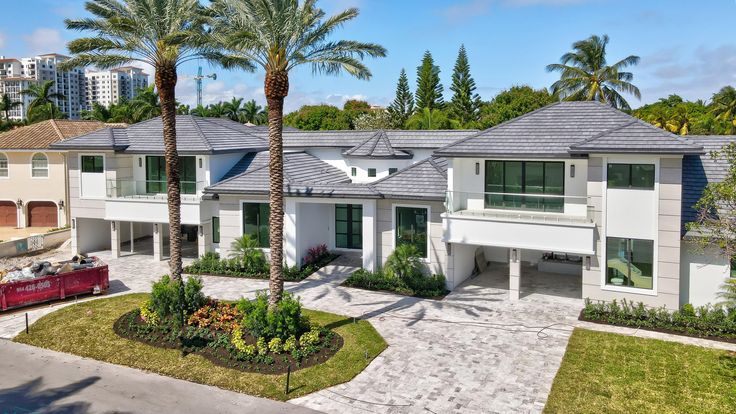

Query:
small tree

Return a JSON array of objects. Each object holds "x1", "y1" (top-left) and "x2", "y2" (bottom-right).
[
  {"x1": 449, "y1": 45, "x2": 481, "y2": 127},
  {"x1": 688, "y1": 142, "x2": 736, "y2": 305},
  {"x1": 415, "y1": 51, "x2": 444, "y2": 112},
  {"x1": 387, "y1": 69, "x2": 414, "y2": 128}
]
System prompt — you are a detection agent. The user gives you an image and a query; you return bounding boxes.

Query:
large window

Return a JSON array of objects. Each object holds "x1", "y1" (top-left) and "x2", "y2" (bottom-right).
[
  {"x1": 145, "y1": 156, "x2": 196, "y2": 194},
  {"x1": 335, "y1": 204, "x2": 362, "y2": 249},
  {"x1": 607, "y1": 164, "x2": 655, "y2": 189},
  {"x1": 484, "y1": 160, "x2": 564, "y2": 212},
  {"x1": 31, "y1": 153, "x2": 48, "y2": 178},
  {"x1": 606, "y1": 237, "x2": 654, "y2": 290},
  {"x1": 0, "y1": 153, "x2": 7, "y2": 177},
  {"x1": 243, "y1": 203, "x2": 269, "y2": 248},
  {"x1": 81, "y1": 155, "x2": 104, "y2": 173},
  {"x1": 395, "y1": 206, "x2": 428, "y2": 258}
]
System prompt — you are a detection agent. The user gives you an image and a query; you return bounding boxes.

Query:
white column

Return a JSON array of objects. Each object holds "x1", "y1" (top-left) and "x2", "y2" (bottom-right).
[
  {"x1": 509, "y1": 248, "x2": 520, "y2": 300},
  {"x1": 71, "y1": 218, "x2": 79, "y2": 254},
  {"x1": 284, "y1": 199, "x2": 298, "y2": 267},
  {"x1": 153, "y1": 223, "x2": 164, "y2": 262},
  {"x1": 111, "y1": 221, "x2": 121, "y2": 259},
  {"x1": 362, "y1": 199, "x2": 377, "y2": 271},
  {"x1": 18, "y1": 204, "x2": 26, "y2": 228},
  {"x1": 197, "y1": 222, "x2": 211, "y2": 257},
  {"x1": 130, "y1": 222, "x2": 134, "y2": 253}
]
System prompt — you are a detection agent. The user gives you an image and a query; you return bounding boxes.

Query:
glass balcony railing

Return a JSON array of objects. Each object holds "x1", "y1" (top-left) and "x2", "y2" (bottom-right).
[
  {"x1": 106, "y1": 179, "x2": 204, "y2": 199},
  {"x1": 445, "y1": 191, "x2": 594, "y2": 223}
]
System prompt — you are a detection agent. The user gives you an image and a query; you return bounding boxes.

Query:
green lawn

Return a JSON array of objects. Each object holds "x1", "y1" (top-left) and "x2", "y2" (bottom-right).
[
  {"x1": 545, "y1": 328, "x2": 736, "y2": 413},
  {"x1": 14, "y1": 293, "x2": 387, "y2": 401}
]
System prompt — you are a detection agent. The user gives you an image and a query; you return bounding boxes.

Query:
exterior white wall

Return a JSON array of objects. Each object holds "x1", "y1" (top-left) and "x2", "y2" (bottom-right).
[
  {"x1": 295, "y1": 202, "x2": 332, "y2": 265},
  {"x1": 217, "y1": 194, "x2": 269, "y2": 258},
  {"x1": 73, "y1": 217, "x2": 110, "y2": 254},
  {"x1": 301, "y1": 148, "x2": 432, "y2": 183},
  {"x1": 207, "y1": 153, "x2": 247, "y2": 185},
  {"x1": 680, "y1": 242, "x2": 731, "y2": 307},
  {"x1": 445, "y1": 243, "x2": 477, "y2": 289},
  {"x1": 105, "y1": 198, "x2": 201, "y2": 225}
]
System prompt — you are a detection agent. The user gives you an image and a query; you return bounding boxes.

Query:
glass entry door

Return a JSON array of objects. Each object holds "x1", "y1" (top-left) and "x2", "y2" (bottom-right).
[{"x1": 335, "y1": 204, "x2": 362, "y2": 249}]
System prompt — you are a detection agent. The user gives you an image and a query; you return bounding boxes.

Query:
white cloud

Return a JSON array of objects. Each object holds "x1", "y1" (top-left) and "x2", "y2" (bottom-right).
[
  {"x1": 639, "y1": 44, "x2": 736, "y2": 104},
  {"x1": 23, "y1": 28, "x2": 66, "y2": 56}
]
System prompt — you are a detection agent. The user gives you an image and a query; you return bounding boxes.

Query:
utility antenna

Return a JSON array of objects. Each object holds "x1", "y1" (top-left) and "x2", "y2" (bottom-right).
[{"x1": 193, "y1": 66, "x2": 217, "y2": 107}]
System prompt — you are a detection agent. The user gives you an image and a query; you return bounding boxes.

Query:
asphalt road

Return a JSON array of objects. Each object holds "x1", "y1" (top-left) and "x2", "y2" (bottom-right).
[{"x1": 0, "y1": 339, "x2": 322, "y2": 414}]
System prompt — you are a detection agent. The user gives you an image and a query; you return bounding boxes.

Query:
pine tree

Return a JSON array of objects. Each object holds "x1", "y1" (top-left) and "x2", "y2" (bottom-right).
[
  {"x1": 387, "y1": 69, "x2": 414, "y2": 128},
  {"x1": 449, "y1": 45, "x2": 481, "y2": 127},
  {"x1": 415, "y1": 51, "x2": 444, "y2": 112}
]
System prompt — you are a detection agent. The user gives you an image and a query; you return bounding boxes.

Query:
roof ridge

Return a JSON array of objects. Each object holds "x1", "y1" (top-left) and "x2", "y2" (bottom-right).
[
  {"x1": 569, "y1": 119, "x2": 638, "y2": 148},
  {"x1": 189, "y1": 116, "x2": 213, "y2": 152},
  {"x1": 427, "y1": 157, "x2": 448, "y2": 179},
  {"x1": 369, "y1": 157, "x2": 432, "y2": 186},
  {"x1": 434, "y1": 101, "x2": 563, "y2": 154},
  {"x1": 345, "y1": 130, "x2": 380, "y2": 155},
  {"x1": 369, "y1": 130, "x2": 385, "y2": 155},
  {"x1": 201, "y1": 117, "x2": 268, "y2": 145},
  {"x1": 48, "y1": 119, "x2": 64, "y2": 140},
  {"x1": 378, "y1": 130, "x2": 398, "y2": 156},
  {"x1": 210, "y1": 153, "x2": 268, "y2": 187}
]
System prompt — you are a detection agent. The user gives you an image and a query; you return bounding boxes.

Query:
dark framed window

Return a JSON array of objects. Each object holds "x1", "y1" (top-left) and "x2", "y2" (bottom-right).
[
  {"x1": 212, "y1": 216, "x2": 220, "y2": 244},
  {"x1": 606, "y1": 237, "x2": 654, "y2": 289},
  {"x1": 243, "y1": 203, "x2": 269, "y2": 248},
  {"x1": 351, "y1": 167, "x2": 357, "y2": 177},
  {"x1": 146, "y1": 156, "x2": 197, "y2": 194},
  {"x1": 81, "y1": 155, "x2": 103, "y2": 173},
  {"x1": 607, "y1": 164, "x2": 655, "y2": 189},
  {"x1": 389, "y1": 168, "x2": 398, "y2": 175},
  {"x1": 395, "y1": 206, "x2": 428, "y2": 258},
  {"x1": 368, "y1": 168, "x2": 376, "y2": 177},
  {"x1": 484, "y1": 160, "x2": 565, "y2": 212},
  {"x1": 335, "y1": 204, "x2": 362, "y2": 249}
]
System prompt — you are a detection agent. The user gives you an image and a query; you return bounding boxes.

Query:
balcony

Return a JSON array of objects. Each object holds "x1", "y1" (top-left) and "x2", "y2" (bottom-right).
[
  {"x1": 443, "y1": 191, "x2": 596, "y2": 255},
  {"x1": 106, "y1": 179, "x2": 204, "y2": 200}
]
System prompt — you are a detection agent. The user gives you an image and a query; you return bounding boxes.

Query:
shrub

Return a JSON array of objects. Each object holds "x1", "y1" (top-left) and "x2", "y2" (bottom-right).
[
  {"x1": 229, "y1": 235, "x2": 269, "y2": 274},
  {"x1": 299, "y1": 327, "x2": 321, "y2": 347},
  {"x1": 344, "y1": 268, "x2": 447, "y2": 298},
  {"x1": 268, "y1": 337, "x2": 283, "y2": 353},
  {"x1": 256, "y1": 337, "x2": 268, "y2": 356},
  {"x1": 139, "y1": 300, "x2": 160, "y2": 326},
  {"x1": 283, "y1": 335, "x2": 297, "y2": 352},
  {"x1": 239, "y1": 291, "x2": 310, "y2": 341},
  {"x1": 304, "y1": 244, "x2": 329, "y2": 266},
  {"x1": 384, "y1": 244, "x2": 424, "y2": 280},
  {"x1": 150, "y1": 275, "x2": 207, "y2": 324},
  {"x1": 187, "y1": 301, "x2": 241, "y2": 333},
  {"x1": 582, "y1": 298, "x2": 736, "y2": 340}
]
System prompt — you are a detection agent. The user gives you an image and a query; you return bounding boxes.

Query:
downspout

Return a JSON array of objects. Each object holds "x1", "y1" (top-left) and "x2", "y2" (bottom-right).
[{"x1": 62, "y1": 152, "x2": 70, "y2": 227}]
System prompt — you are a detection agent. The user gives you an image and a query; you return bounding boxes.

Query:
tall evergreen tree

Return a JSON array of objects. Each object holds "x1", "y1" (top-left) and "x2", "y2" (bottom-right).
[
  {"x1": 449, "y1": 45, "x2": 481, "y2": 126},
  {"x1": 387, "y1": 68, "x2": 414, "y2": 127},
  {"x1": 415, "y1": 51, "x2": 444, "y2": 112}
]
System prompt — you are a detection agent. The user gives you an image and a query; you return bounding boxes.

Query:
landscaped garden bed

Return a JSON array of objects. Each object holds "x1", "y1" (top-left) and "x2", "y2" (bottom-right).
[
  {"x1": 184, "y1": 238, "x2": 337, "y2": 281},
  {"x1": 580, "y1": 298, "x2": 736, "y2": 343},
  {"x1": 545, "y1": 328, "x2": 736, "y2": 413},
  {"x1": 14, "y1": 285, "x2": 386, "y2": 399},
  {"x1": 342, "y1": 245, "x2": 449, "y2": 298}
]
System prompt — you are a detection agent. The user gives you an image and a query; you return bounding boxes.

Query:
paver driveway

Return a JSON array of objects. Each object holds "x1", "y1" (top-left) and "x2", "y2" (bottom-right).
[{"x1": 1, "y1": 249, "x2": 583, "y2": 413}]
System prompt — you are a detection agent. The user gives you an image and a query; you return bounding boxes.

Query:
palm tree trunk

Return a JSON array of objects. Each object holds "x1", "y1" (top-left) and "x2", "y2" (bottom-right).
[
  {"x1": 265, "y1": 70, "x2": 289, "y2": 308},
  {"x1": 156, "y1": 63, "x2": 183, "y2": 282}
]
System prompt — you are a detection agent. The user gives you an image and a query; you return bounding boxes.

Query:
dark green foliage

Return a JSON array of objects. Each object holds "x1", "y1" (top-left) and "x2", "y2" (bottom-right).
[
  {"x1": 229, "y1": 235, "x2": 269, "y2": 274},
  {"x1": 238, "y1": 292, "x2": 310, "y2": 341},
  {"x1": 449, "y1": 45, "x2": 481, "y2": 127},
  {"x1": 387, "y1": 68, "x2": 414, "y2": 128},
  {"x1": 479, "y1": 86, "x2": 556, "y2": 128},
  {"x1": 184, "y1": 251, "x2": 337, "y2": 281},
  {"x1": 283, "y1": 104, "x2": 352, "y2": 130},
  {"x1": 150, "y1": 275, "x2": 206, "y2": 323},
  {"x1": 415, "y1": 51, "x2": 444, "y2": 112},
  {"x1": 384, "y1": 244, "x2": 423, "y2": 280},
  {"x1": 344, "y1": 269, "x2": 448, "y2": 298},
  {"x1": 582, "y1": 298, "x2": 736, "y2": 340}
]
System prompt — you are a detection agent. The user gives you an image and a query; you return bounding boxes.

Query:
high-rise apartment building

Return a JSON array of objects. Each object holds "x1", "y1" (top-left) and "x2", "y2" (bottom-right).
[{"x1": 85, "y1": 66, "x2": 149, "y2": 109}]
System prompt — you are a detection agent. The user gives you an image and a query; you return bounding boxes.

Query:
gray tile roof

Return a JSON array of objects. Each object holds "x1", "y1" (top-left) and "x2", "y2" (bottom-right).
[
  {"x1": 569, "y1": 119, "x2": 703, "y2": 154},
  {"x1": 51, "y1": 116, "x2": 268, "y2": 154},
  {"x1": 434, "y1": 101, "x2": 704, "y2": 158},
  {"x1": 371, "y1": 157, "x2": 448, "y2": 200},
  {"x1": 681, "y1": 136, "x2": 736, "y2": 231},
  {"x1": 342, "y1": 130, "x2": 412, "y2": 159},
  {"x1": 205, "y1": 151, "x2": 377, "y2": 197},
  {"x1": 282, "y1": 129, "x2": 477, "y2": 150}
]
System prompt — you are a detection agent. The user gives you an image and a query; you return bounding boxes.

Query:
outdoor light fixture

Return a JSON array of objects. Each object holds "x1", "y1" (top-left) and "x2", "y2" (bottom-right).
[
  {"x1": 199, "y1": 158, "x2": 203, "y2": 168},
  {"x1": 475, "y1": 162, "x2": 480, "y2": 175},
  {"x1": 138, "y1": 157, "x2": 142, "y2": 167},
  {"x1": 585, "y1": 256, "x2": 591, "y2": 270},
  {"x1": 199, "y1": 225, "x2": 203, "y2": 236},
  {"x1": 58, "y1": 200, "x2": 64, "y2": 209},
  {"x1": 16, "y1": 199, "x2": 23, "y2": 208},
  {"x1": 111, "y1": 221, "x2": 116, "y2": 231},
  {"x1": 570, "y1": 164, "x2": 576, "y2": 178},
  {"x1": 511, "y1": 249, "x2": 518, "y2": 262},
  {"x1": 71, "y1": 219, "x2": 75, "y2": 229},
  {"x1": 154, "y1": 223, "x2": 158, "y2": 233}
]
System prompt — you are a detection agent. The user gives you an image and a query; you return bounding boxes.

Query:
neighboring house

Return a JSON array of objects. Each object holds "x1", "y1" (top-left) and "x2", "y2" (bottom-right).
[
  {"x1": 0, "y1": 119, "x2": 114, "y2": 228},
  {"x1": 55, "y1": 102, "x2": 735, "y2": 309}
]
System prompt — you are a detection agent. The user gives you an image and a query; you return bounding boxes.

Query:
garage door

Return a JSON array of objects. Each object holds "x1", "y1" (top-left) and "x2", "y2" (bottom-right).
[
  {"x1": 0, "y1": 201, "x2": 17, "y2": 227},
  {"x1": 27, "y1": 201, "x2": 58, "y2": 227}
]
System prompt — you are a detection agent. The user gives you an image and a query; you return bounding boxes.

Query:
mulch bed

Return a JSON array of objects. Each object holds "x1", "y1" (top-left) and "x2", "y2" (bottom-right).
[
  {"x1": 578, "y1": 311, "x2": 736, "y2": 345},
  {"x1": 113, "y1": 310, "x2": 344, "y2": 374}
]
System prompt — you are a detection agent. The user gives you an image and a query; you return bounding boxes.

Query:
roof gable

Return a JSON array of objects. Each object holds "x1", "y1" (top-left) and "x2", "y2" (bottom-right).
[
  {"x1": 0, "y1": 120, "x2": 112, "y2": 149},
  {"x1": 370, "y1": 157, "x2": 448, "y2": 200},
  {"x1": 342, "y1": 130, "x2": 412, "y2": 159}
]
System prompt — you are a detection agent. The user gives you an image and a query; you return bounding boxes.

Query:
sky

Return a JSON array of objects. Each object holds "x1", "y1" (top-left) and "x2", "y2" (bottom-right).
[{"x1": 2, "y1": 0, "x2": 736, "y2": 112}]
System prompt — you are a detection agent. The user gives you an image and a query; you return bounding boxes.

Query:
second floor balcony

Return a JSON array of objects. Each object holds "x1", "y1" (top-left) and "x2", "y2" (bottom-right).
[{"x1": 106, "y1": 179, "x2": 204, "y2": 201}]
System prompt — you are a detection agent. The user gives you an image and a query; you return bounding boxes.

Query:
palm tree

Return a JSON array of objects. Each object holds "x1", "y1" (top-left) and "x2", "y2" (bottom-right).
[
  {"x1": 546, "y1": 35, "x2": 641, "y2": 110},
  {"x1": 711, "y1": 86, "x2": 736, "y2": 134},
  {"x1": 21, "y1": 80, "x2": 66, "y2": 122},
  {"x1": 130, "y1": 85, "x2": 161, "y2": 122},
  {"x1": 63, "y1": 0, "x2": 241, "y2": 283},
  {"x1": 0, "y1": 94, "x2": 22, "y2": 123},
  {"x1": 81, "y1": 102, "x2": 112, "y2": 121},
  {"x1": 211, "y1": 0, "x2": 385, "y2": 306},
  {"x1": 223, "y1": 97, "x2": 244, "y2": 121},
  {"x1": 239, "y1": 99, "x2": 265, "y2": 124}
]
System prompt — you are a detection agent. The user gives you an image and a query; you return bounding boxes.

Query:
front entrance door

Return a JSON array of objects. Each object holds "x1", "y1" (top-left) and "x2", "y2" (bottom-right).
[{"x1": 335, "y1": 204, "x2": 362, "y2": 249}]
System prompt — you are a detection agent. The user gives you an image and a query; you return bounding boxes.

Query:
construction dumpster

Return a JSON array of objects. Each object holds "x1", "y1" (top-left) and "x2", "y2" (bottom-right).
[{"x1": 0, "y1": 261, "x2": 109, "y2": 311}]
